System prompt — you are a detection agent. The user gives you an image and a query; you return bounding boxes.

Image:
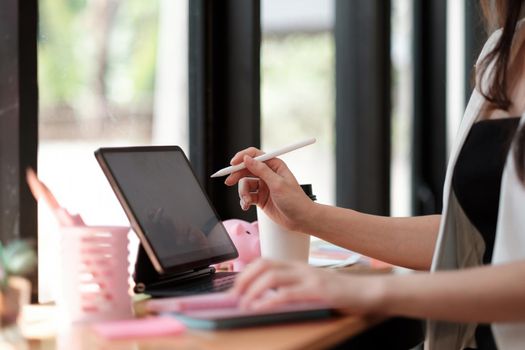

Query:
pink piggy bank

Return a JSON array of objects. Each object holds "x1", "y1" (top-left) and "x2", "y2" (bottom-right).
[{"x1": 216, "y1": 219, "x2": 260, "y2": 272}]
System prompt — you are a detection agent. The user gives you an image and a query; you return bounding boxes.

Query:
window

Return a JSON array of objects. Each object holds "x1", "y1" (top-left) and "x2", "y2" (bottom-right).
[
  {"x1": 391, "y1": 0, "x2": 413, "y2": 216},
  {"x1": 37, "y1": 0, "x2": 189, "y2": 301},
  {"x1": 261, "y1": 0, "x2": 335, "y2": 205}
]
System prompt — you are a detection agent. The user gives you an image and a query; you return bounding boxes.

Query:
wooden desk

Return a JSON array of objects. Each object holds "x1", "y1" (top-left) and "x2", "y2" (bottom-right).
[{"x1": 16, "y1": 305, "x2": 382, "y2": 350}]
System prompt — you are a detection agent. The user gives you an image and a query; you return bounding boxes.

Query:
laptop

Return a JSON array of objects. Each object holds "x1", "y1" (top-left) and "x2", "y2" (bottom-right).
[{"x1": 95, "y1": 146, "x2": 239, "y2": 298}]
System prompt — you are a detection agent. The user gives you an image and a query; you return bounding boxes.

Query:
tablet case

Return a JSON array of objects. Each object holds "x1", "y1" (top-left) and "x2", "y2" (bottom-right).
[
  {"x1": 95, "y1": 146, "x2": 238, "y2": 292},
  {"x1": 171, "y1": 308, "x2": 333, "y2": 330},
  {"x1": 133, "y1": 243, "x2": 163, "y2": 291},
  {"x1": 133, "y1": 243, "x2": 220, "y2": 294}
]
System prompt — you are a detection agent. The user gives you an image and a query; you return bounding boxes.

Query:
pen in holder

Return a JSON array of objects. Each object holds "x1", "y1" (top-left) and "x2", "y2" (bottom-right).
[
  {"x1": 58, "y1": 225, "x2": 132, "y2": 324},
  {"x1": 26, "y1": 169, "x2": 132, "y2": 324}
]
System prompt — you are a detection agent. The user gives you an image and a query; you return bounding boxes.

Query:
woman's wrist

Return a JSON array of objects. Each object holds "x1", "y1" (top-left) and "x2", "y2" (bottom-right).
[
  {"x1": 298, "y1": 202, "x2": 360, "y2": 238},
  {"x1": 333, "y1": 274, "x2": 390, "y2": 314},
  {"x1": 370, "y1": 274, "x2": 419, "y2": 317},
  {"x1": 357, "y1": 275, "x2": 390, "y2": 314},
  {"x1": 295, "y1": 201, "x2": 324, "y2": 233},
  {"x1": 368, "y1": 275, "x2": 393, "y2": 314}
]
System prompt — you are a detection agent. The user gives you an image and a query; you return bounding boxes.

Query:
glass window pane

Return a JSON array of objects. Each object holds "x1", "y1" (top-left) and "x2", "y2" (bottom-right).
[
  {"x1": 391, "y1": 0, "x2": 413, "y2": 216},
  {"x1": 37, "y1": 0, "x2": 188, "y2": 302},
  {"x1": 261, "y1": 0, "x2": 335, "y2": 205}
]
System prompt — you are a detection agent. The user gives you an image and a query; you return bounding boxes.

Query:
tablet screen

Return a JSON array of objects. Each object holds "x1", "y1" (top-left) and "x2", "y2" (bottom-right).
[{"x1": 96, "y1": 147, "x2": 238, "y2": 273}]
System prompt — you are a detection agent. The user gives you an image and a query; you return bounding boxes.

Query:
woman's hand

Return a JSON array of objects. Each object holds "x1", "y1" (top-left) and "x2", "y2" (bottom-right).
[
  {"x1": 224, "y1": 147, "x2": 316, "y2": 232},
  {"x1": 231, "y1": 259, "x2": 385, "y2": 315}
]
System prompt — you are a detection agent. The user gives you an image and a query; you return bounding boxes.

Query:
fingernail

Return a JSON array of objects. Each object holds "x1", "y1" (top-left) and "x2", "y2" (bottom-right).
[
  {"x1": 240, "y1": 199, "x2": 248, "y2": 211},
  {"x1": 242, "y1": 195, "x2": 251, "y2": 204}
]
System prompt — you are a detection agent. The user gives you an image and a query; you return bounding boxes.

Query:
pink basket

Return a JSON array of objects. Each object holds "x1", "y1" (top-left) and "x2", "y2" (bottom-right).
[{"x1": 58, "y1": 226, "x2": 132, "y2": 324}]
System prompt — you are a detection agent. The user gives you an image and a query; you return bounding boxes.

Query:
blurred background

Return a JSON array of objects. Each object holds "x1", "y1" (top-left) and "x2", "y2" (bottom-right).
[
  {"x1": 1, "y1": 0, "x2": 486, "y2": 301},
  {"x1": 35, "y1": 0, "x2": 422, "y2": 221}
]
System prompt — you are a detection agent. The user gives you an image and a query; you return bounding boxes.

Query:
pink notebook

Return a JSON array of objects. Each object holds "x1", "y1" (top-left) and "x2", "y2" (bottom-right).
[{"x1": 145, "y1": 292, "x2": 333, "y2": 330}]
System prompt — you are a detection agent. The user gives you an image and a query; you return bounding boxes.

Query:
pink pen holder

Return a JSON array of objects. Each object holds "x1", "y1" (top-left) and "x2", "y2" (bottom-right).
[{"x1": 57, "y1": 225, "x2": 132, "y2": 324}]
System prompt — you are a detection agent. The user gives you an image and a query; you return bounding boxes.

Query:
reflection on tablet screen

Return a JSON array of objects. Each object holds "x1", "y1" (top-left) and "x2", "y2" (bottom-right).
[{"x1": 101, "y1": 149, "x2": 237, "y2": 271}]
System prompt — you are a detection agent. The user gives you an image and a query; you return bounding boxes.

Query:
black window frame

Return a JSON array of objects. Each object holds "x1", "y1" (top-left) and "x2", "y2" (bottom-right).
[
  {"x1": 335, "y1": 0, "x2": 392, "y2": 215},
  {"x1": 189, "y1": 0, "x2": 261, "y2": 221},
  {"x1": 0, "y1": 0, "x2": 39, "y2": 300},
  {"x1": 412, "y1": 0, "x2": 448, "y2": 215}
]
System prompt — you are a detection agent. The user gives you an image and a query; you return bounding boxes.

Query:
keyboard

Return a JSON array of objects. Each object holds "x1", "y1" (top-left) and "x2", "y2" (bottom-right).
[
  {"x1": 178, "y1": 273, "x2": 237, "y2": 293},
  {"x1": 147, "y1": 272, "x2": 237, "y2": 297}
]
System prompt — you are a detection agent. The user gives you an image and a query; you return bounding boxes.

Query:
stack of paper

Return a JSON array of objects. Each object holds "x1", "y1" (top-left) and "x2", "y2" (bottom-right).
[{"x1": 308, "y1": 239, "x2": 363, "y2": 268}]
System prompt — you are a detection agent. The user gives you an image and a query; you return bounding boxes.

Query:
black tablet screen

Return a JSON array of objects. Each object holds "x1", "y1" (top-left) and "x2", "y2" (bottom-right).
[{"x1": 98, "y1": 147, "x2": 237, "y2": 272}]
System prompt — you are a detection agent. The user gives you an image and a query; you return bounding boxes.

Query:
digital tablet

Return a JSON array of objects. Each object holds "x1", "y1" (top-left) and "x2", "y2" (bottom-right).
[{"x1": 95, "y1": 146, "x2": 238, "y2": 275}]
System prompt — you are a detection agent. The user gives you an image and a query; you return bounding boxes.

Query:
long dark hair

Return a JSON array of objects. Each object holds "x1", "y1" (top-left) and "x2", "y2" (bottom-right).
[{"x1": 478, "y1": 0, "x2": 525, "y2": 182}]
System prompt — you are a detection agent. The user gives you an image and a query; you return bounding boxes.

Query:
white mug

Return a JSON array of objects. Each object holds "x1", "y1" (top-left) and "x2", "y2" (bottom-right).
[{"x1": 256, "y1": 184, "x2": 316, "y2": 262}]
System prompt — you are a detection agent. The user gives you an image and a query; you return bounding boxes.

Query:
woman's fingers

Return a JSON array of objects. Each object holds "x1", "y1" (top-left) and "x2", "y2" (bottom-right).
[
  {"x1": 238, "y1": 178, "x2": 269, "y2": 209},
  {"x1": 230, "y1": 147, "x2": 264, "y2": 165},
  {"x1": 224, "y1": 157, "x2": 285, "y2": 186},
  {"x1": 232, "y1": 259, "x2": 281, "y2": 295},
  {"x1": 231, "y1": 260, "x2": 380, "y2": 314},
  {"x1": 232, "y1": 259, "x2": 310, "y2": 310},
  {"x1": 236, "y1": 262, "x2": 329, "y2": 310},
  {"x1": 243, "y1": 156, "x2": 283, "y2": 189},
  {"x1": 239, "y1": 268, "x2": 299, "y2": 309},
  {"x1": 240, "y1": 193, "x2": 258, "y2": 211},
  {"x1": 224, "y1": 168, "x2": 254, "y2": 186},
  {"x1": 238, "y1": 177, "x2": 260, "y2": 195},
  {"x1": 225, "y1": 148, "x2": 264, "y2": 185},
  {"x1": 224, "y1": 143, "x2": 289, "y2": 186},
  {"x1": 249, "y1": 286, "x2": 319, "y2": 311}
]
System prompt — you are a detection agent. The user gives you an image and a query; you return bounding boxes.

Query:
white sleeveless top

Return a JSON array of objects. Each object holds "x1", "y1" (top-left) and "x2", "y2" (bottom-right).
[{"x1": 426, "y1": 25, "x2": 525, "y2": 349}]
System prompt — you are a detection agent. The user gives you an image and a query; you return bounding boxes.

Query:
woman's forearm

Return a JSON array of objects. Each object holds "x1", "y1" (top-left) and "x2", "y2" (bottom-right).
[
  {"x1": 376, "y1": 261, "x2": 525, "y2": 323},
  {"x1": 303, "y1": 203, "x2": 440, "y2": 270}
]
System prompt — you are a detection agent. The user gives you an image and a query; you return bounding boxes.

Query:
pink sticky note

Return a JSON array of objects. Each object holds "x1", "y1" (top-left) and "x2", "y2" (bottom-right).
[{"x1": 92, "y1": 316, "x2": 186, "y2": 339}]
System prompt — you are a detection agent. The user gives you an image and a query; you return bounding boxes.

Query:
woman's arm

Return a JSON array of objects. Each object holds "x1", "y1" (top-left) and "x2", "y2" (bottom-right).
[
  {"x1": 233, "y1": 259, "x2": 525, "y2": 323},
  {"x1": 379, "y1": 261, "x2": 525, "y2": 322},
  {"x1": 226, "y1": 151, "x2": 440, "y2": 271},
  {"x1": 306, "y1": 205, "x2": 440, "y2": 270}
]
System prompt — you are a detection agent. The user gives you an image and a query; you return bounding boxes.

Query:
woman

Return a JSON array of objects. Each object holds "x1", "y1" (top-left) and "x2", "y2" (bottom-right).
[{"x1": 224, "y1": 1, "x2": 525, "y2": 349}]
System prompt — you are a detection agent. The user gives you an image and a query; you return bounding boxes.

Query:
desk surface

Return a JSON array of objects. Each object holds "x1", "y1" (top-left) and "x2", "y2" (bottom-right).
[{"x1": 17, "y1": 305, "x2": 382, "y2": 350}]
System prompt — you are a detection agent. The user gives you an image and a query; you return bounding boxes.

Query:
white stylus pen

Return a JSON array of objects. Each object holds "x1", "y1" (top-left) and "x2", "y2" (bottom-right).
[{"x1": 210, "y1": 137, "x2": 317, "y2": 178}]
